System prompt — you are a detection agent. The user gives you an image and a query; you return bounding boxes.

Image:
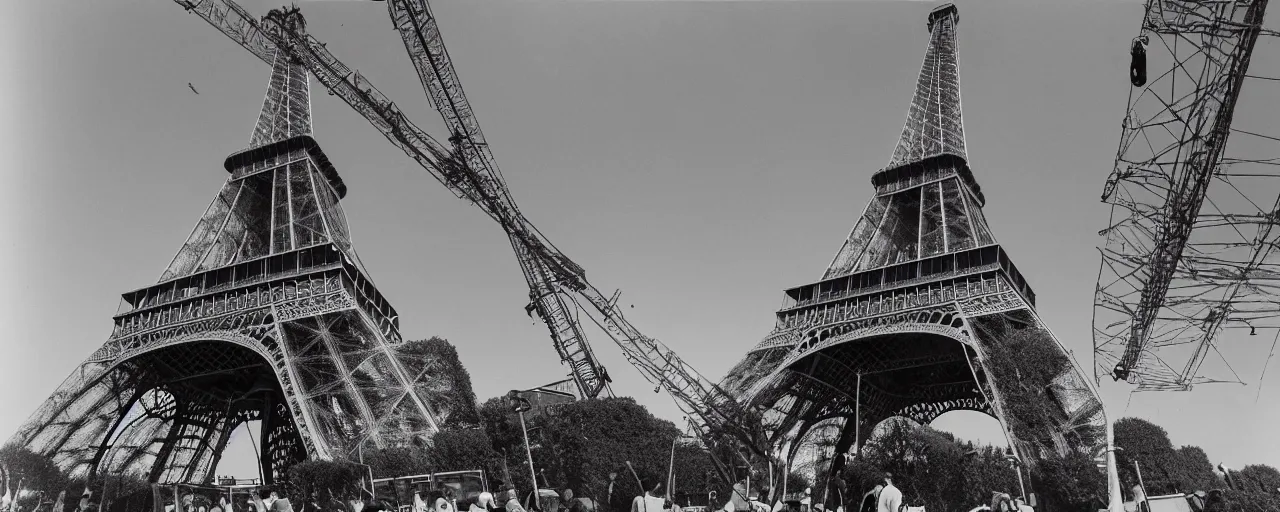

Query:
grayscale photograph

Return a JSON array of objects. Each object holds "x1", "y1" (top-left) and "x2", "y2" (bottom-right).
[{"x1": 0, "y1": 0, "x2": 1277, "y2": 511}]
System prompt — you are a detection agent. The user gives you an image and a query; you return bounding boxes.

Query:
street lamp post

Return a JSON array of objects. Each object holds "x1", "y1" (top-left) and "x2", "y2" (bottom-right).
[
  {"x1": 667, "y1": 435, "x2": 681, "y2": 498},
  {"x1": 1006, "y1": 450, "x2": 1027, "y2": 501},
  {"x1": 508, "y1": 390, "x2": 538, "y2": 505}
]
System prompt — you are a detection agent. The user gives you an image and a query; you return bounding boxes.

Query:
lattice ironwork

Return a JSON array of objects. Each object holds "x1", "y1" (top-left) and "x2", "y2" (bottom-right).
[
  {"x1": 384, "y1": 0, "x2": 610, "y2": 400},
  {"x1": 721, "y1": 4, "x2": 1110, "y2": 497},
  {"x1": 171, "y1": 0, "x2": 770, "y2": 488},
  {"x1": 885, "y1": 6, "x2": 968, "y2": 170},
  {"x1": 8, "y1": 16, "x2": 448, "y2": 483},
  {"x1": 1094, "y1": 0, "x2": 1280, "y2": 392}
]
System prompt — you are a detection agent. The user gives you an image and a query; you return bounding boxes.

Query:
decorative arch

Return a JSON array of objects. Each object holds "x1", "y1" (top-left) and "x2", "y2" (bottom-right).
[
  {"x1": 741, "y1": 304, "x2": 975, "y2": 406},
  {"x1": 15, "y1": 331, "x2": 314, "y2": 484}
]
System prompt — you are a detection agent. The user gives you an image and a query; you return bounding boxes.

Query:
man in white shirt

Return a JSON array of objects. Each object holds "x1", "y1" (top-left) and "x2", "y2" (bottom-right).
[
  {"x1": 874, "y1": 474, "x2": 900, "y2": 512},
  {"x1": 630, "y1": 483, "x2": 666, "y2": 512}
]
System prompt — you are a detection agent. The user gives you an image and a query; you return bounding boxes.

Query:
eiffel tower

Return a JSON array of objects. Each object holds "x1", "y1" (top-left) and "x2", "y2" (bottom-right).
[
  {"x1": 8, "y1": 10, "x2": 444, "y2": 485},
  {"x1": 721, "y1": 4, "x2": 1107, "y2": 479}
]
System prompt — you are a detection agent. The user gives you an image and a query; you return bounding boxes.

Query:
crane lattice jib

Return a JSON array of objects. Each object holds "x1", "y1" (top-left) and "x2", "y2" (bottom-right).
[
  {"x1": 386, "y1": 0, "x2": 608, "y2": 399},
  {"x1": 174, "y1": 0, "x2": 769, "y2": 460},
  {"x1": 181, "y1": 1, "x2": 582, "y2": 289},
  {"x1": 1094, "y1": 0, "x2": 1271, "y2": 390}
]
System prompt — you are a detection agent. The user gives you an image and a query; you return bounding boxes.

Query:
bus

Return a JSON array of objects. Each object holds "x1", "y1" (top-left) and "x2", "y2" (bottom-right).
[{"x1": 371, "y1": 470, "x2": 489, "y2": 511}]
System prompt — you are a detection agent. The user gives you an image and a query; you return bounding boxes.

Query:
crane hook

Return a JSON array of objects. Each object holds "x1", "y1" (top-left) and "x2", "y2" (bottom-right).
[{"x1": 1130, "y1": 36, "x2": 1150, "y2": 87}]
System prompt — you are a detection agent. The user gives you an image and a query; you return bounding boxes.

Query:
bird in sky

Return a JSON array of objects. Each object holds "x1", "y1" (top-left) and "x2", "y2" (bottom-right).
[{"x1": 188, "y1": 83, "x2": 200, "y2": 95}]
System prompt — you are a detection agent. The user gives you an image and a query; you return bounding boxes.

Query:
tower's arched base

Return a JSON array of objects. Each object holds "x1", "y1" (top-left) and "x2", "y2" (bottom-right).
[{"x1": 724, "y1": 272, "x2": 1108, "y2": 502}]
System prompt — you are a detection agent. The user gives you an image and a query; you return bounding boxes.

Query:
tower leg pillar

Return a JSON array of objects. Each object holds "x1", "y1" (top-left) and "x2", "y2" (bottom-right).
[{"x1": 260, "y1": 396, "x2": 274, "y2": 486}]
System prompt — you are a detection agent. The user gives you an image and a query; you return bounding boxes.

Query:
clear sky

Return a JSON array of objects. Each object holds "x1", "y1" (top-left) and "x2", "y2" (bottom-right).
[{"x1": 1, "y1": 0, "x2": 1277, "y2": 481}]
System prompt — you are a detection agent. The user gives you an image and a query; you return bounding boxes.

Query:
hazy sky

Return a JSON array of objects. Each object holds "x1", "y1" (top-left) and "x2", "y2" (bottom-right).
[{"x1": 2, "y1": 0, "x2": 1277, "y2": 480}]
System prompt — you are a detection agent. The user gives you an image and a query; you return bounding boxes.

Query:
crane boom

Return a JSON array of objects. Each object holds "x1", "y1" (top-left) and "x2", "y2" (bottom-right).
[
  {"x1": 1094, "y1": 0, "x2": 1271, "y2": 390},
  {"x1": 173, "y1": 0, "x2": 771, "y2": 468},
  {"x1": 386, "y1": 0, "x2": 610, "y2": 399}
]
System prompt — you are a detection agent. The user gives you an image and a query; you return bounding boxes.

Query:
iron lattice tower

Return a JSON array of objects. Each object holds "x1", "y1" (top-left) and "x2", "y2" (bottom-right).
[
  {"x1": 8, "y1": 9, "x2": 450, "y2": 485},
  {"x1": 719, "y1": 4, "x2": 1109, "y2": 480},
  {"x1": 174, "y1": 0, "x2": 776, "y2": 484}
]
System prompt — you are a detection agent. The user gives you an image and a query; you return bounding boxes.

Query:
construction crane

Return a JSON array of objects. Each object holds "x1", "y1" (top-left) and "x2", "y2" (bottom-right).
[
  {"x1": 173, "y1": 0, "x2": 773, "y2": 484},
  {"x1": 384, "y1": 0, "x2": 613, "y2": 402},
  {"x1": 1095, "y1": 0, "x2": 1280, "y2": 392}
]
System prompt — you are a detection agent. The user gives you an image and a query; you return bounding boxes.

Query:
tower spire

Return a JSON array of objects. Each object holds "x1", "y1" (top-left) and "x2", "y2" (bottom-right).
[
  {"x1": 886, "y1": 3, "x2": 966, "y2": 169},
  {"x1": 155, "y1": 7, "x2": 368, "y2": 283},
  {"x1": 249, "y1": 7, "x2": 312, "y2": 148},
  {"x1": 822, "y1": 3, "x2": 994, "y2": 280}
]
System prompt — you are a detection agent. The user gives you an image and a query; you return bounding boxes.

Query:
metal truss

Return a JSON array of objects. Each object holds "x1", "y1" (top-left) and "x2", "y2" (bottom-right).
[
  {"x1": 383, "y1": 0, "x2": 610, "y2": 400},
  {"x1": 1095, "y1": 0, "x2": 1280, "y2": 391},
  {"x1": 171, "y1": 0, "x2": 772, "y2": 487},
  {"x1": 10, "y1": 15, "x2": 447, "y2": 483},
  {"x1": 718, "y1": 4, "x2": 1110, "y2": 497}
]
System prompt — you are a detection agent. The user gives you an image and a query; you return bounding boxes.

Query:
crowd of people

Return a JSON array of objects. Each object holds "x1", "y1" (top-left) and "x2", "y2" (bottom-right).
[{"x1": 0, "y1": 467, "x2": 1036, "y2": 512}]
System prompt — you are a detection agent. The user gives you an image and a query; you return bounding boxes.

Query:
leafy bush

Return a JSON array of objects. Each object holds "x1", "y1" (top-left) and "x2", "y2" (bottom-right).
[
  {"x1": 364, "y1": 446, "x2": 433, "y2": 479},
  {"x1": 429, "y1": 427, "x2": 502, "y2": 476},
  {"x1": 285, "y1": 459, "x2": 367, "y2": 500},
  {"x1": 1214, "y1": 488, "x2": 1280, "y2": 512},
  {"x1": 1113, "y1": 417, "x2": 1223, "y2": 495},
  {"x1": 1, "y1": 444, "x2": 67, "y2": 509},
  {"x1": 1235, "y1": 465, "x2": 1280, "y2": 494}
]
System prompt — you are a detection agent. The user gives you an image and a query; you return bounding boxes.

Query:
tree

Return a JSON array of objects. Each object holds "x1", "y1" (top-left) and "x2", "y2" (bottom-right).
[
  {"x1": 1219, "y1": 488, "x2": 1280, "y2": 512},
  {"x1": 477, "y1": 397, "x2": 722, "y2": 503},
  {"x1": 1113, "y1": 417, "x2": 1182, "y2": 495},
  {"x1": 94, "y1": 473, "x2": 152, "y2": 512},
  {"x1": 1172, "y1": 446, "x2": 1223, "y2": 492},
  {"x1": 362, "y1": 428, "x2": 500, "y2": 480},
  {"x1": 478, "y1": 397, "x2": 526, "y2": 459},
  {"x1": 839, "y1": 420, "x2": 1015, "y2": 512},
  {"x1": 398, "y1": 337, "x2": 481, "y2": 426},
  {"x1": 364, "y1": 446, "x2": 433, "y2": 479},
  {"x1": 55, "y1": 472, "x2": 152, "y2": 512},
  {"x1": 285, "y1": 460, "x2": 367, "y2": 501},
  {"x1": 477, "y1": 396, "x2": 535, "y2": 490},
  {"x1": 0, "y1": 444, "x2": 67, "y2": 508},
  {"x1": 1110, "y1": 418, "x2": 1223, "y2": 495},
  {"x1": 429, "y1": 427, "x2": 502, "y2": 475},
  {"x1": 836, "y1": 419, "x2": 1111, "y2": 512},
  {"x1": 958, "y1": 445, "x2": 1020, "y2": 510},
  {"x1": 1235, "y1": 465, "x2": 1280, "y2": 494},
  {"x1": 536, "y1": 397, "x2": 689, "y2": 499},
  {"x1": 1029, "y1": 450, "x2": 1106, "y2": 511}
]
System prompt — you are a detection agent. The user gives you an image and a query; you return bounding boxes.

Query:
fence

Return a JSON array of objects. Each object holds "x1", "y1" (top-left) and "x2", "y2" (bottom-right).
[{"x1": 151, "y1": 483, "x2": 266, "y2": 512}]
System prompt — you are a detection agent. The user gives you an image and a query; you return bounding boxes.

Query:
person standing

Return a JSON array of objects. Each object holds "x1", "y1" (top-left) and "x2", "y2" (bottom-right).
[
  {"x1": 858, "y1": 486, "x2": 881, "y2": 512},
  {"x1": 874, "y1": 474, "x2": 899, "y2": 512},
  {"x1": 501, "y1": 486, "x2": 526, "y2": 512},
  {"x1": 606, "y1": 474, "x2": 629, "y2": 512},
  {"x1": 629, "y1": 483, "x2": 665, "y2": 512}
]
